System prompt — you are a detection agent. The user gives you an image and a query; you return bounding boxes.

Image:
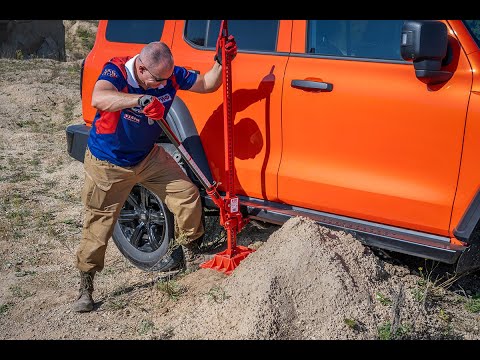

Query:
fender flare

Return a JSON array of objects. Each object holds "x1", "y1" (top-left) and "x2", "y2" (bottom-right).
[
  {"x1": 161, "y1": 96, "x2": 214, "y2": 187},
  {"x1": 454, "y1": 188, "x2": 480, "y2": 244}
]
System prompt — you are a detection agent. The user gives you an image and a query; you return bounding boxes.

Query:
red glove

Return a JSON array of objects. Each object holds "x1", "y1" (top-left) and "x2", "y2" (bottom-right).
[
  {"x1": 139, "y1": 95, "x2": 165, "y2": 120},
  {"x1": 214, "y1": 35, "x2": 237, "y2": 65}
]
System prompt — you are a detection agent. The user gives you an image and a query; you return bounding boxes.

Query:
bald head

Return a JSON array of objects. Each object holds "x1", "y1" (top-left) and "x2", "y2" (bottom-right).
[{"x1": 140, "y1": 41, "x2": 174, "y2": 69}]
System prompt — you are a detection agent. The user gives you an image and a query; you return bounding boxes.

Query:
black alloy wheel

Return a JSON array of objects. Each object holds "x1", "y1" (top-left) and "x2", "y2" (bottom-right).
[{"x1": 112, "y1": 184, "x2": 181, "y2": 272}]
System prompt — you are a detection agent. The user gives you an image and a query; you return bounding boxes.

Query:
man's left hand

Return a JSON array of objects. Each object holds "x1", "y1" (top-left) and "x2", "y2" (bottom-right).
[{"x1": 214, "y1": 35, "x2": 238, "y2": 65}]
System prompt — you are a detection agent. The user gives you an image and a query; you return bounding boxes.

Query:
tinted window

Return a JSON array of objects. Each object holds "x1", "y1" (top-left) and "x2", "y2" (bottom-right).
[
  {"x1": 185, "y1": 20, "x2": 279, "y2": 52},
  {"x1": 307, "y1": 20, "x2": 404, "y2": 61},
  {"x1": 106, "y1": 20, "x2": 165, "y2": 44},
  {"x1": 464, "y1": 20, "x2": 480, "y2": 48}
]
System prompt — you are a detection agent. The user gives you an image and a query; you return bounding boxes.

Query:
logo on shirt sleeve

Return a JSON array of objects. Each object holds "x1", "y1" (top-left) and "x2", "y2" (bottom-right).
[
  {"x1": 159, "y1": 94, "x2": 172, "y2": 103},
  {"x1": 102, "y1": 68, "x2": 119, "y2": 78}
]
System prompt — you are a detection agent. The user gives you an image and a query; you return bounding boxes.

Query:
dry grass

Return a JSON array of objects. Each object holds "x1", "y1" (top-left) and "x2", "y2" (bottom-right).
[{"x1": 0, "y1": 21, "x2": 479, "y2": 340}]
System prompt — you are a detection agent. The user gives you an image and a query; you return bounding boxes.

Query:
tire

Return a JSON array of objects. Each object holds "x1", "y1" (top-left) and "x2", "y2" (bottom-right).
[
  {"x1": 112, "y1": 183, "x2": 182, "y2": 272},
  {"x1": 112, "y1": 142, "x2": 207, "y2": 272}
]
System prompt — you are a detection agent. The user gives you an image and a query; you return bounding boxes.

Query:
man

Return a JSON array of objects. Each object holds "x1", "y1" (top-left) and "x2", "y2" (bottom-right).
[{"x1": 73, "y1": 36, "x2": 238, "y2": 313}]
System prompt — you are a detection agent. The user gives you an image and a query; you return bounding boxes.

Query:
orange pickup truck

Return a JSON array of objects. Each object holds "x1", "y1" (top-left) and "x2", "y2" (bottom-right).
[{"x1": 66, "y1": 20, "x2": 480, "y2": 274}]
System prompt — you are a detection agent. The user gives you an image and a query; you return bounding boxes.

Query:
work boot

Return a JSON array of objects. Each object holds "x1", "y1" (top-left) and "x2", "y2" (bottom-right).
[
  {"x1": 72, "y1": 270, "x2": 95, "y2": 313},
  {"x1": 181, "y1": 240, "x2": 212, "y2": 272}
]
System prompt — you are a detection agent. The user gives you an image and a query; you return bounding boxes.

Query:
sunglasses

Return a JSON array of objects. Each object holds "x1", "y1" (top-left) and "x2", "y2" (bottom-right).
[{"x1": 138, "y1": 57, "x2": 173, "y2": 82}]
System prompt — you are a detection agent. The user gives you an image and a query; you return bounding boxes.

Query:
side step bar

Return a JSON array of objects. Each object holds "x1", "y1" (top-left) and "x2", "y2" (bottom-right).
[{"x1": 204, "y1": 195, "x2": 466, "y2": 265}]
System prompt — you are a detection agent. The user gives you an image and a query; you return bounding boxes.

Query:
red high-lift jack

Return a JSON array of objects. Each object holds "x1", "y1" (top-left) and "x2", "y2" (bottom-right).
[{"x1": 146, "y1": 20, "x2": 254, "y2": 275}]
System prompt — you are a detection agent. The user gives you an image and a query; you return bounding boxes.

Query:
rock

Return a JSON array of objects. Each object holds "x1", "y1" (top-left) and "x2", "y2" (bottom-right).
[{"x1": 0, "y1": 20, "x2": 65, "y2": 60}]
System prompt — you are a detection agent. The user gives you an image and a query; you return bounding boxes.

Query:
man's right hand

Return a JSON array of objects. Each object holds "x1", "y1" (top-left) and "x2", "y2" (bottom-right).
[{"x1": 139, "y1": 95, "x2": 165, "y2": 120}]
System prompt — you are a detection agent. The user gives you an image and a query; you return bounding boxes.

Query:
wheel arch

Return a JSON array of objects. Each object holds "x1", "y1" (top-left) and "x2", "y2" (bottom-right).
[
  {"x1": 454, "y1": 187, "x2": 480, "y2": 244},
  {"x1": 161, "y1": 96, "x2": 214, "y2": 189},
  {"x1": 454, "y1": 188, "x2": 480, "y2": 273}
]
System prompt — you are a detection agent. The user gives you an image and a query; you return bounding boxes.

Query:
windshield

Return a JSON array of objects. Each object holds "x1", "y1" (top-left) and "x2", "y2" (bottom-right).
[{"x1": 463, "y1": 20, "x2": 480, "y2": 48}]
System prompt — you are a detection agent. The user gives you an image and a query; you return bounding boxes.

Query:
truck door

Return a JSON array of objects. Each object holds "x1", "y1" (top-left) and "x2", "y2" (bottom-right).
[
  {"x1": 278, "y1": 20, "x2": 473, "y2": 235},
  {"x1": 172, "y1": 20, "x2": 292, "y2": 201}
]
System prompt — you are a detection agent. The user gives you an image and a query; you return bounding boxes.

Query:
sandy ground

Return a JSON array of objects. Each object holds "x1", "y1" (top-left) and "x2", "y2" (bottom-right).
[{"x1": 0, "y1": 21, "x2": 480, "y2": 341}]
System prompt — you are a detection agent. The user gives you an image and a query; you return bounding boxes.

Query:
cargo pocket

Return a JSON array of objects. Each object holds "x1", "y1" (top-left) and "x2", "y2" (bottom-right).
[
  {"x1": 84, "y1": 157, "x2": 114, "y2": 191},
  {"x1": 82, "y1": 173, "x2": 113, "y2": 210},
  {"x1": 82, "y1": 153, "x2": 132, "y2": 212}
]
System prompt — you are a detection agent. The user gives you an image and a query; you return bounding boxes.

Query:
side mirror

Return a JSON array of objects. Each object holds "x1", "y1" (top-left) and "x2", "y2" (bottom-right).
[{"x1": 401, "y1": 20, "x2": 453, "y2": 85}]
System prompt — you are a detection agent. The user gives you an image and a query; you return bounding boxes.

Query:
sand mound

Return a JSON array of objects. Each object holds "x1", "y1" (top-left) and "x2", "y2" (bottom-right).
[{"x1": 155, "y1": 217, "x2": 450, "y2": 339}]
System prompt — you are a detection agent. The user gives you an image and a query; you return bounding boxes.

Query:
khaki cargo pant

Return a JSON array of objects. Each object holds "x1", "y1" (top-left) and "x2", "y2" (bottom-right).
[{"x1": 75, "y1": 145, "x2": 204, "y2": 273}]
